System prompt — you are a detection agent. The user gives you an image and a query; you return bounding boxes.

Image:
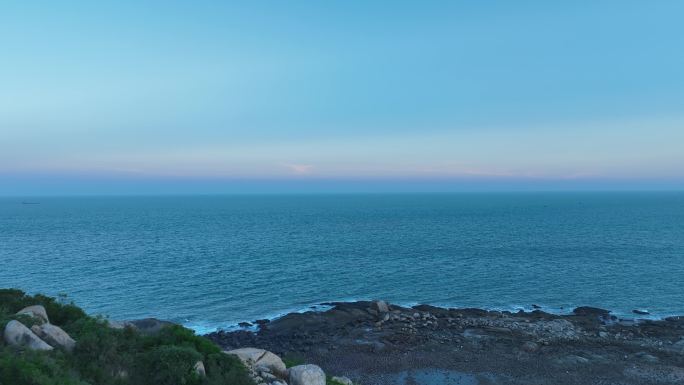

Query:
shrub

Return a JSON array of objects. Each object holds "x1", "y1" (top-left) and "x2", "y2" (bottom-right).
[
  {"x1": 0, "y1": 347, "x2": 87, "y2": 385},
  {"x1": 0, "y1": 289, "x2": 254, "y2": 385},
  {"x1": 137, "y1": 345, "x2": 202, "y2": 385}
]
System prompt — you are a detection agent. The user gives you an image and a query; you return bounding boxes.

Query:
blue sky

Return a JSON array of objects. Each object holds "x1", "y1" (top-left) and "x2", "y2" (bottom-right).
[{"x1": 1, "y1": 1, "x2": 683, "y2": 194}]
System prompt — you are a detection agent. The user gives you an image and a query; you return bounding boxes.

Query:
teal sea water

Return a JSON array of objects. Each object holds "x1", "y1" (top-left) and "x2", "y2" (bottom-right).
[{"x1": 1, "y1": 193, "x2": 683, "y2": 333}]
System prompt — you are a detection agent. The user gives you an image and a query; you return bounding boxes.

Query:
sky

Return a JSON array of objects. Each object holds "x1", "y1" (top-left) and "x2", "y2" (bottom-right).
[{"x1": 1, "y1": 1, "x2": 684, "y2": 195}]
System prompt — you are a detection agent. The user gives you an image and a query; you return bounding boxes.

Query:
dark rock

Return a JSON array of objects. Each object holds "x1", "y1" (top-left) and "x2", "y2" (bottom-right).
[
  {"x1": 238, "y1": 322, "x2": 252, "y2": 328},
  {"x1": 126, "y1": 318, "x2": 175, "y2": 335},
  {"x1": 573, "y1": 306, "x2": 610, "y2": 316},
  {"x1": 632, "y1": 309, "x2": 650, "y2": 315},
  {"x1": 521, "y1": 341, "x2": 539, "y2": 353}
]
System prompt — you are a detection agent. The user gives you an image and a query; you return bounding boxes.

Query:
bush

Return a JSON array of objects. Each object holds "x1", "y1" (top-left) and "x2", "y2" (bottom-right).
[
  {"x1": 0, "y1": 289, "x2": 254, "y2": 385},
  {"x1": 202, "y1": 352, "x2": 253, "y2": 385},
  {"x1": 0, "y1": 347, "x2": 87, "y2": 385},
  {"x1": 138, "y1": 345, "x2": 202, "y2": 385}
]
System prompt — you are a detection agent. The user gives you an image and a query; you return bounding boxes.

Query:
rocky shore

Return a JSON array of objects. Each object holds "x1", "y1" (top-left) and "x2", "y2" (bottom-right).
[{"x1": 207, "y1": 301, "x2": 684, "y2": 385}]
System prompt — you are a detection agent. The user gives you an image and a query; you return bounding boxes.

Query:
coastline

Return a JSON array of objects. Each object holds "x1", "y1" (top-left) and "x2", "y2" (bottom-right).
[
  {"x1": 186, "y1": 300, "x2": 681, "y2": 335},
  {"x1": 206, "y1": 300, "x2": 684, "y2": 385}
]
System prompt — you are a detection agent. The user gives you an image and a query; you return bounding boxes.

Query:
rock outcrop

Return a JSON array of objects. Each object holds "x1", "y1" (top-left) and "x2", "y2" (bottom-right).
[
  {"x1": 4, "y1": 305, "x2": 78, "y2": 352},
  {"x1": 31, "y1": 323, "x2": 76, "y2": 352},
  {"x1": 3, "y1": 320, "x2": 54, "y2": 351},
  {"x1": 226, "y1": 347, "x2": 288, "y2": 379}
]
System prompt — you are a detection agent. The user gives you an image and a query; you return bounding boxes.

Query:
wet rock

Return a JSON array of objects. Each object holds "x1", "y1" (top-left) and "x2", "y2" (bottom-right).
[
  {"x1": 632, "y1": 309, "x2": 650, "y2": 315},
  {"x1": 671, "y1": 338, "x2": 684, "y2": 353},
  {"x1": 239, "y1": 322, "x2": 253, "y2": 328},
  {"x1": 16, "y1": 305, "x2": 50, "y2": 324},
  {"x1": 634, "y1": 352, "x2": 659, "y2": 363},
  {"x1": 521, "y1": 341, "x2": 539, "y2": 353},
  {"x1": 572, "y1": 306, "x2": 610, "y2": 316},
  {"x1": 289, "y1": 364, "x2": 325, "y2": 385},
  {"x1": 554, "y1": 354, "x2": 589, "y2": 365},
  {"x1": 4, "y1": 320, "x2": 53, "y2": 351},
  {"x1": 31, "y1": 323, "x2": 76, "y2": 352}
]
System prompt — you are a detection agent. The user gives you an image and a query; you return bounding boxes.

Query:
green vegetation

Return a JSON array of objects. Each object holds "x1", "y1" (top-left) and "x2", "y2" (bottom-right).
[
  {"x1": 0, "y1": 289, "x2": 253, "y2": 385},
  {"x1": 281, "y1": 354, "x2": 305, "y2": 369}
]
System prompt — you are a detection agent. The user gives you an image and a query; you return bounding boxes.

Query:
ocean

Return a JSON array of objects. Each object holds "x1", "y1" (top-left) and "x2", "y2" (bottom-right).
[{"x1": 1, "y1": 192, "x2": 683, "y2": 334}]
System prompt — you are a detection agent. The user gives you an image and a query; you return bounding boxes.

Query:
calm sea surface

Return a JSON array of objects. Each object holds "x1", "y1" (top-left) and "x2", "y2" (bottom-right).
[{"x1": 1, "y1": 193, "x2": 683, "y2": 333}]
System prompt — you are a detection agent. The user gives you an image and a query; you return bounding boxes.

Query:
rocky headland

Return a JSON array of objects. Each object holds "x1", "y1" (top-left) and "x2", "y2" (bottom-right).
[{"x1": 207, "y1": 300, "x2": 684, "y2": 385}]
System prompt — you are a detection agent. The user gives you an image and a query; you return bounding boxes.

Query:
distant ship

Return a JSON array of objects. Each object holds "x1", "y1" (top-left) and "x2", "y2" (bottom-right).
[{"x1": 21, "y1": 201, "x2": 40, "y2": 205}]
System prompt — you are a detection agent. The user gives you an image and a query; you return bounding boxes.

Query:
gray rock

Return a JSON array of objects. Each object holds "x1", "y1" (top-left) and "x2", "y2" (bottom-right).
[
  {"x1": 226, "y1": 347, "x2": 287, "y2": 378},
  {"x1": 31, "y1": 324, "x2": 76, "y2": 352},
  {"x1": 634, "y1": 352, "x2": 659, "y2": 363},
  {"x1": 554, "y1": 354, "x2": 589, "y2": 365},
  {"x1": 521, "y1": 341, "x2": 539, "y2": 353},
  {"x1": 370, "y1": 300, "x2": 390, "y2": 313},
  {"x1": 3, "y1": 320, "x2": 53, "y2": 351},
  {"x1": 107, "y1": 318, "x2": 174, "y2": 335},
  {"x1": 289, "y1": 364, "x2": 326, "y2": 385},
  {"x1": 193, "y1": 361, "x2": 206, "y2": 377},
  {"x1": 671, "y1": 338, "x2": 684, "y2": 353},
  {"x1": 16, "y1": 305, "x2": 50, "y2": 324}
]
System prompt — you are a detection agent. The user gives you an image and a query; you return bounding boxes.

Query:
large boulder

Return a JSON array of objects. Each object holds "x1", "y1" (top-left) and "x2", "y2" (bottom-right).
[
  {"x1": 31, "y1": 324, "x2": 76, "y2": 352},
  {"x1": 225, "y1": 347, "x2": 287, "y2": 378},
  {"x1": 289, "y1": 364, "x2": 326, "y2": 385},
  {"x1": 3, "y1": 320, "x2": 53, "y2": 351},
  {"x1": 16, "y1": 305, "x2": 50, "y2": 324}
]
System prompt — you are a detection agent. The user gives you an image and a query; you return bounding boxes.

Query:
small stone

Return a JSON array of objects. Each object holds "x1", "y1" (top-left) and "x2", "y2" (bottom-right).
[
  {"x1": 554, "y1": 354, "x2": 589, "y2": 365},
  {"x1": 521, "y1": 341, "x2": 539, "y2": 353},
  {"x1": 331, "y1": 376, "x2": 353, "y2": 385}
]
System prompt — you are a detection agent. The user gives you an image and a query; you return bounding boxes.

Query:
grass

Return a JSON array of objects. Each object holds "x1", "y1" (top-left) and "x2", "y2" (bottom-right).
[{"x1": 0, "y1": 289, "x2": 254, "y2": 385}]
